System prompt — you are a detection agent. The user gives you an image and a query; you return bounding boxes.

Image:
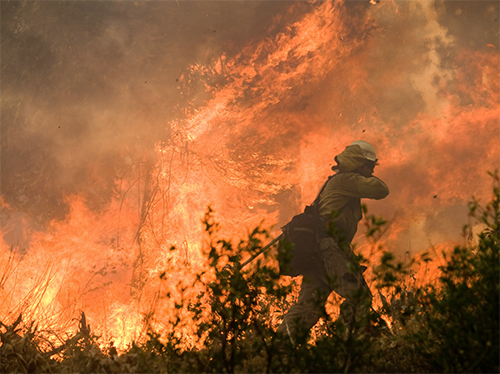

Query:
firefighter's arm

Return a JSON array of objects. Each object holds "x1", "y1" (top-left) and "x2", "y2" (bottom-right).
[{"x1": 342, "y1": 174, "x2": 389, "y2": 200}]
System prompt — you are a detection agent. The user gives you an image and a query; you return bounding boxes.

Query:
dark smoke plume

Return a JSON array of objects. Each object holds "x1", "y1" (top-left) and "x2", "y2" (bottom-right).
[{"x1": 1, "y1": 1, "x2": 298, "y2": 224}]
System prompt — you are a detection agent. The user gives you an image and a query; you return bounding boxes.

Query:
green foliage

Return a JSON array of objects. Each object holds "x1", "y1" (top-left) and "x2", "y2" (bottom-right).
[
  {"x1": 175, "y1": 207, "x2": 296, "y2": 373},
  {"x1": 0, "y1": 315, "x2": 57, "y2": 373},
  {"x1": 1, "y1": 176, "x2": 499, "y2": 373},
  {"x1": 362, "y1": 203, "x2": 388, "y2": 240},
  {"x1": 408, "y1": 172, "x2": 500, "y2": 373}
]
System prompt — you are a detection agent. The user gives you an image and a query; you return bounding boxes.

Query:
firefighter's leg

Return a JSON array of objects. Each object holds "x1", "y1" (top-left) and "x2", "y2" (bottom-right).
[
  {"x1": 277, "y1": 274, "x2": 331, "y2": 344},
  {"x1": 336, "y1": 270, "x2": 372, "y2": 326},
  {"x1": 318, "y1": 237, "x2": 372, "y2": 324}
]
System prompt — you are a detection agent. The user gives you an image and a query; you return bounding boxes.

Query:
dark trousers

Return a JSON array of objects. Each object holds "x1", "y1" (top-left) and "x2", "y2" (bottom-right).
[{"x1": 277, "y1": 237, "x2": 371, "y2": 342}]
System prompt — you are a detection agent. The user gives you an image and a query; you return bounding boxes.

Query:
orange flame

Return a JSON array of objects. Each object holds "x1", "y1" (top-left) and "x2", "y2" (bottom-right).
[{"x1": 1, "y1": 0, "x2": 498, "y2": 349}]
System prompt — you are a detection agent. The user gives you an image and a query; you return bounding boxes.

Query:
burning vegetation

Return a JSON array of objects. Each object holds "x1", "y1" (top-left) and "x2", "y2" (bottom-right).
[{"x1": 1, "y1": 0, "x2": 499, "y2": 372}]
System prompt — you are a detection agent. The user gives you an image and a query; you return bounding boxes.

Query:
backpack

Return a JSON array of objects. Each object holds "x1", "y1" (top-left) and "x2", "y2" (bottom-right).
[{"x1": 278, "y1": 176, "x2": 333, "y2": 277}]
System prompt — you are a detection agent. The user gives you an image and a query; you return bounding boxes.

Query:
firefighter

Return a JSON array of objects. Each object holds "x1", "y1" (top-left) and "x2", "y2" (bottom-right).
[{"x1": 277, "y1": 140, "x2": 389, "y2": 343}]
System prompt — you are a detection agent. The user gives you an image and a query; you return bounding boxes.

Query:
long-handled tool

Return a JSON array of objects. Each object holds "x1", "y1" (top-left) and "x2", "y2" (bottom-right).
[{"x1": 240, "y1": 234, "x2": 282, "y2": 269}]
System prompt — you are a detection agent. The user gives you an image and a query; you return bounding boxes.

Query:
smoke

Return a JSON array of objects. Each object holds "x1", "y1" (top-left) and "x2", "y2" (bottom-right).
[
  {"x1": 0, "y1": 0, "x2": 296, "y2": 223},
  {"x1": 1, "y1": 0, "x2": 499, "y2": 254},
  {"x1": 343, "y1": 0, "x2": 500, "y2": 253},
  {"x1": 1, "y1": 0, "x2": 498, "y2": 347}
]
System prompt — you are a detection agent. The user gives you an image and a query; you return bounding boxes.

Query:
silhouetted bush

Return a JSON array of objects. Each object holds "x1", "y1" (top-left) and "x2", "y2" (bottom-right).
[{"x1": 1, "y1": 173, "x2": 498, "y2": 373}]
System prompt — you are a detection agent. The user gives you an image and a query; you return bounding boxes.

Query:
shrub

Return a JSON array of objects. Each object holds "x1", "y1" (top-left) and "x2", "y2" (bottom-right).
[
  {"x1": 1, "y1": 175, "x2": 498, "y2": 373},
  {"x1": 408, "y1": 172, "x2": 499, "y2": 373}
]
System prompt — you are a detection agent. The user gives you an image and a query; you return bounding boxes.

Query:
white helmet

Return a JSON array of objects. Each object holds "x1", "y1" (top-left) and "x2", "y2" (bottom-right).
[{"x1": 350, "y1": 140, "x2": 377, "y2": 161}]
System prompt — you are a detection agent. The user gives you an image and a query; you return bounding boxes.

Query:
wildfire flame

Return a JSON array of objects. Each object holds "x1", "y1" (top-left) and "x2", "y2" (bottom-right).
[{"x1": 1, "y1": 0, "x2": 498, "y2": 350}]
